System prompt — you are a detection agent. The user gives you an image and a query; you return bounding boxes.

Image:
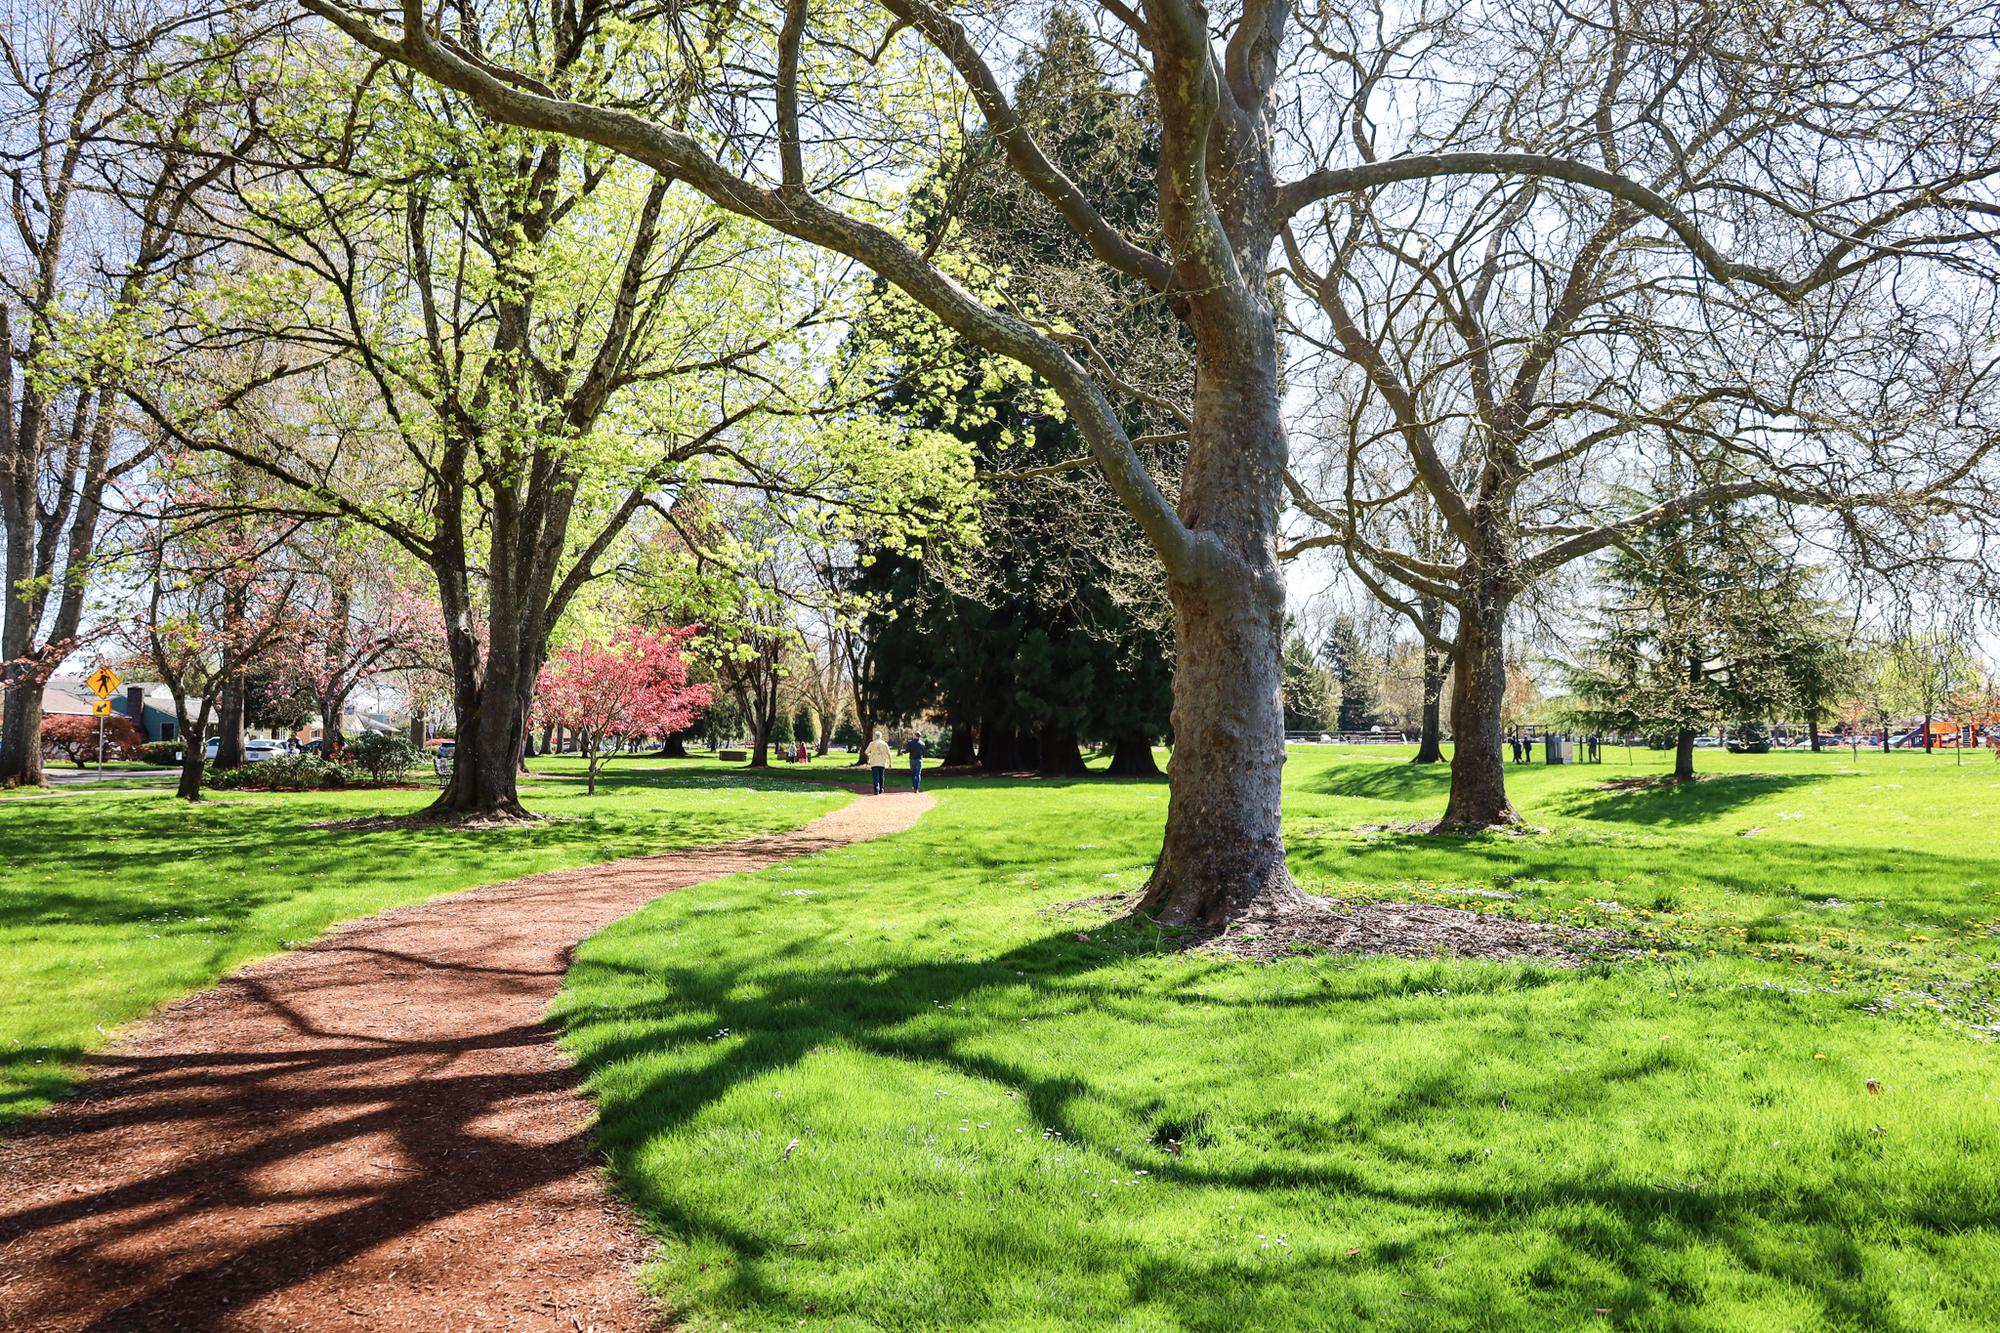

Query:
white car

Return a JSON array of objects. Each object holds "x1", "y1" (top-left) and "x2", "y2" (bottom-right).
[{"x1": 203, "y1": 737, "x2": 288, "y2": 763}]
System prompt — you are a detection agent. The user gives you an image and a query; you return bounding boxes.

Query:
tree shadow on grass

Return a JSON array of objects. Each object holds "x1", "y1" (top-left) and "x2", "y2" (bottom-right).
[
  {"x1": 1543, "y1": 771, "x2": 1823, "y2": 826},
  {"x1": 550, "y1": 910, "x2": 1977, "y2": 1332}
]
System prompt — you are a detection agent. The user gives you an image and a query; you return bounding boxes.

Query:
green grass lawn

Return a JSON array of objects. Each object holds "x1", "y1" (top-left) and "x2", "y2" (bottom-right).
[
  {"x1": 0, "y1": 759, "x2": 850, "y2": 1124},
  {"x1": 555, "y1": 745, "x2": 2000, "y2": 1331}
]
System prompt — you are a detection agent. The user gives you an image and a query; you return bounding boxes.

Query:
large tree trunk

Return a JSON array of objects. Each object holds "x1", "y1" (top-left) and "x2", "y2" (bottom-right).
[
  {"x1": 1139, "y1": 564, "x2": 1301, "y2": 924},
  {"x1": 0, "y1": 679, "x2": 46, "y2": 788},
  {"x1": 435, "y1": 691, "x2": 533, "y2": 818},
  {"x1": 1808, "y1": 715, "x2": 1822, "y2": 752},
  {"x1": 749, "y1": 715, "x2": 772, "y2": 768},
  {"x1": 427, "y1": 597, "x2": 535, "y2": 818},
  {"x1": 174, "y1": 698, "x2": 215, "y2": 801},
  {"x1": 1439, "y1": 589, "x2": 1520, "y2": 828},
  {"x1": 943, "y1": 722, "x2": 976, "y2": 767},
  {"x1": 658, "y1": 728, "x2": 691, "y2": 758},
  {"x1": 1036, "y1": 723, "x2": 1088, "y2": 777},
  {"x1": 1923, "y1": 713, "x2": 1934, "y2": 754},
  {"x1": 320, "y1": 696, "x2": 346, "y2": 758},
  {"x1": 1673, "y1": 728, "x2": 1697, "y2": 782},
  {"x1": 213, "y1": 673, "x2": 247, "y2": 769},
  {"x1": 1413, "y1": 636, "x2": 1447, "y2": 764},
  {"x1": 1135, "y1": 315, "x2": 1311, "y2": 926},
  {"x1": 1106, "y1": 734, "x2": 1161, "y2": 777}
]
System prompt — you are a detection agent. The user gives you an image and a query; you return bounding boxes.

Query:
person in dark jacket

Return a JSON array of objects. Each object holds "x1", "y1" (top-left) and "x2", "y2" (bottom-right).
[{"x1": 905, "y1": 731, "x2": 927, "y2": 792}]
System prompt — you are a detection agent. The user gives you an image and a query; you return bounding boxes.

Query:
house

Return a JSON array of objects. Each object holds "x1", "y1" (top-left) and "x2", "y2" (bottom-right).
[
  {"x1": 46, "y1": 679, "x2": 197, "y2": 742},
  {"x1": 110, "y1": 684, "x2": 194, "y2": 742}
]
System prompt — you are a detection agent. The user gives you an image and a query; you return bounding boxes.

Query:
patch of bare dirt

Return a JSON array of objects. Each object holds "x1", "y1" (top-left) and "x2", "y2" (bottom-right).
[
  {"x1": 1052, "y1": 891, "x2": 1622, "y2": 968},
  {"x1": 0, "y1": 791, "x2": 933, "y2": 1332},
  {"x1": 1199, "y1": 898, "x2": 1623, "y2": 968},
  {"x1": 1354, "y1": 819, "x2": 1552, "y2": 837},
  {"x1": 1598, "y1": 774, "x2": 1698, "y2": 791}
]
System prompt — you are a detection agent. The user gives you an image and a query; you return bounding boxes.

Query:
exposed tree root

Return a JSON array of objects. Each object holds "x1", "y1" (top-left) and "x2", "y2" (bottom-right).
[
  {"x1": 1356, "y1": 819, "x2": 1550, "y2": 837},
  {"x1": 310, "y1": 807, "x2": 552, "y2": 833}
]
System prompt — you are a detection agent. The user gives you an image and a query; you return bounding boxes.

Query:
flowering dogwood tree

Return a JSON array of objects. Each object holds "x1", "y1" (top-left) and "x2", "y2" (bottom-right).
[{"x1": 533, "y1": 627, "x2": 712, "y2": 794}]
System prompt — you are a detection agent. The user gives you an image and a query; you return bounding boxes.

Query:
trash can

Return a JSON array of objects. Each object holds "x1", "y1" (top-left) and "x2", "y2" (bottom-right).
[{"x1": 1544, "y1": 735, "x2": 1574, "y2": 764}]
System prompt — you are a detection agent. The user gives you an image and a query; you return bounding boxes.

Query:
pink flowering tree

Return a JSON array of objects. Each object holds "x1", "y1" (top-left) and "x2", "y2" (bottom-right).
[
  {"x1": 263, "y1": 559, "x2": 446, "y2": 757},
  {"x1": 533, "y1": 626, "x2": 712, "y2": 794}
]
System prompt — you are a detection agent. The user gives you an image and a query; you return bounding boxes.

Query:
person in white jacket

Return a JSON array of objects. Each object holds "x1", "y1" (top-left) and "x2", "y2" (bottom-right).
[{"x1": 865, "y1": 730, "x2": 892, "y2": 795}]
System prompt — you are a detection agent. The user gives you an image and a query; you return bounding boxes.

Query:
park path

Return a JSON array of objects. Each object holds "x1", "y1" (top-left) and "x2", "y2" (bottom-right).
[{"x1": 0, "y1": 790, "x2": 932, "y2": 1332}]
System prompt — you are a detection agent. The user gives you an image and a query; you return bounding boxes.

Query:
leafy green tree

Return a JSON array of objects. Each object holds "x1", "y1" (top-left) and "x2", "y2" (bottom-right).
[{"x1": 1882, "y1": 633, "x2": 1984, "y2": 753}]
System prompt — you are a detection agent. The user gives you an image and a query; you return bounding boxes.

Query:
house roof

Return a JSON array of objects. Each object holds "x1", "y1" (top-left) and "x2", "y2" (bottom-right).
[
  {"x1": 42, "y1": 680, "x2": 99, "y2": 715},
  {"x1": 44, "y1": 678, "x2": 199, "y2": 715}
]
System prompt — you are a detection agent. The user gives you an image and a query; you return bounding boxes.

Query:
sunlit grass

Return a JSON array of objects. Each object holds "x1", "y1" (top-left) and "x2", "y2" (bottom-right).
[
  {"x1": 556, "y1": 745, "x2": 2000, "y2": 1331},
  {"x1": 0, "y1": 760, "x2": 848, "y2": 1124}
]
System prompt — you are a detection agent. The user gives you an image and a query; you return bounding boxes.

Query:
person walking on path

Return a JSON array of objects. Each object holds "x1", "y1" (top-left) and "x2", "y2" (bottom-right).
[
  {"x1": 906, "y1": 731, "x2": 928, "y2": 792},
  {"x1": 866, "y1": 729, "x2": 892, "y2": 795}
]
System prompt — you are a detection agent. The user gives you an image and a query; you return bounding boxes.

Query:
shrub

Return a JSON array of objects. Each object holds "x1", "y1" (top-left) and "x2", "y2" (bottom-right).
[
  {"x1": 41, "y1": 713, "x2": 144, "y2": 762},
  {"x1": 139, "y1": 740, "x2": 182, "y2": 765},
  {"x1": 207, "y1": 755, "x2": 349, "y2": 791},
  {"x1": 346, "y1": 732, "x2": 419, "y2": 783}
]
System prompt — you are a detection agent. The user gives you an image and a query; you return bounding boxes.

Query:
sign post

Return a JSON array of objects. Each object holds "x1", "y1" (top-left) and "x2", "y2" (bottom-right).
[{"x1": 85, "y1": 667, "x2": 122, "y2": 769}]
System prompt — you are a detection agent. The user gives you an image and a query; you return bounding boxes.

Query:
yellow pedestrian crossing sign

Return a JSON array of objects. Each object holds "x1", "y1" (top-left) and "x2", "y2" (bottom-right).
[
  {"x1": 86, "y1": 666, "x2": 122, "y2": 698},
  {"x1": 91, "y1": 698, "x2": 113, "y2": 717}
]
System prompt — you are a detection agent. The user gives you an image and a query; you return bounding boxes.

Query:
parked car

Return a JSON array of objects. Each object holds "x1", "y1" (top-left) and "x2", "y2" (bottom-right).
[{"x1": 203, "y1": 737, "x2": 287, "y2": 763}]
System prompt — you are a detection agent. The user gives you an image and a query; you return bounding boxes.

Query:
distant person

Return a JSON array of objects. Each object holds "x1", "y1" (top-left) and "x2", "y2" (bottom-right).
[
  {"x1": 906, "y1": 731, "x2": 928, "y2": 792},
  {"x1": 1588, "y1": 732, "x2": 1601, "y2": 762},
  {"x1": 866, "y1": 729, "x2": 892, "y2": 795}
]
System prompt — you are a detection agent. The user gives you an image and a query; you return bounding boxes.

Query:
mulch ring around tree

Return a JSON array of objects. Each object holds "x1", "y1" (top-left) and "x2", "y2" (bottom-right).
[
  {"x1": 1053, "y1": 892, "x2": 1624, "y2": 968},
  {"x1": 1196, "y1": 899, "x2": 1623, "y2": 967}
]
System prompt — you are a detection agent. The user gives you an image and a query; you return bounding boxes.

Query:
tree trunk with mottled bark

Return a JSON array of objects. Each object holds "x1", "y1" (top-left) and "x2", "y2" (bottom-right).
[
  {"x1": 1135, "y1": 309, "x2": 1312, "y2": 925},
  {"x1": 1439, "y1": 586, "x2": 1521, "y2": 828}
]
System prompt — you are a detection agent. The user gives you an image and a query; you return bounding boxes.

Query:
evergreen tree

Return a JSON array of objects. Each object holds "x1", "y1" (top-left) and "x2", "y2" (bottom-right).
[
  {"x1": 1317, "y1": 615, "x2": 1380, "y2": 732},
  {"x1": 1562, "y1": 489, "x2": 1810, "y2": 780},
  {"x1": 856, "y1": 10, "x2": 1180, "y2": 778},
  {"x1": 1282, "y1": 628, "x2": 1340, "y2": 732}
]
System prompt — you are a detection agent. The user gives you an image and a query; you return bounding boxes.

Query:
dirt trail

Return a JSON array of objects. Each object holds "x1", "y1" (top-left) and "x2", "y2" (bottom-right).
[{"x1": 0, "y1": 790, "x2": 932, "y2": 1331}]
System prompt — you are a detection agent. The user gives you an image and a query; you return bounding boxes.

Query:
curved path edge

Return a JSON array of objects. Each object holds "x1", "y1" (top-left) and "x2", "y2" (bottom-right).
[{"x1": 0, "y1": 789, "x2": 933, "y2": 1332}]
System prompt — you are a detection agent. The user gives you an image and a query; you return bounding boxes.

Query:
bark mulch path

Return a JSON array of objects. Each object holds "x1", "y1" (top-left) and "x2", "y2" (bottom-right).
[{"x1": 0, "y1": 790, "x2": 932, "y2": 1333}]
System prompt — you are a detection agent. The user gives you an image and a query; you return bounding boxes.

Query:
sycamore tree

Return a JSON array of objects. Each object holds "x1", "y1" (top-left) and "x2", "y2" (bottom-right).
[
  {"x1": 310, "y1": 0, "x2": 2000, "y2": 923},
  {"x1": 533, "y1": 624, "x2": 709, "y2": 792},
  {"x1": 1282, "y1": 1, "x2": 2000, "y2": 828}
]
